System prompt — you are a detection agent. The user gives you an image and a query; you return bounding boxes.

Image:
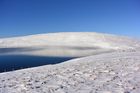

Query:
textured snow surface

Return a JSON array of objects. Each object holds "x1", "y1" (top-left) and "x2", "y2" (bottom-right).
[{"x1": 0, "y1": 51, "x2": 140, "y2": 93}]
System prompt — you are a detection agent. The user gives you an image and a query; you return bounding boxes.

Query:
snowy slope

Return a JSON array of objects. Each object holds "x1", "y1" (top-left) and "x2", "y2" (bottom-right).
[
  {"x1": 0, "y1": 32, "x2": 139, "y2": 57},
  {"x1": 0, "y1": 51, "x2": 140, "y2": 93}
]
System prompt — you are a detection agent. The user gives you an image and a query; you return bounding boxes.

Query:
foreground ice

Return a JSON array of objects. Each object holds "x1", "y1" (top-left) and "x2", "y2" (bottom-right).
[{"x1": 0, "y1": 50, "x2": 140, "y2": 93}]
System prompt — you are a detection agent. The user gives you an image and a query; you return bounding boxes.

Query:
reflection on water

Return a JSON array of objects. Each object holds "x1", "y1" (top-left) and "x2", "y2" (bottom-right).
[
  {"x1": 0, "y1": 55, "x2": 75, "y2": 73},
  {"x1": 0, "y1": 46, "x2": 103, "y2": 57},
  {"x1": 0, "y1": 46, "x2": 113, "y2": 73},
  {"x1": 0, "y1": 46, "x2": 99, "y2": 53}
]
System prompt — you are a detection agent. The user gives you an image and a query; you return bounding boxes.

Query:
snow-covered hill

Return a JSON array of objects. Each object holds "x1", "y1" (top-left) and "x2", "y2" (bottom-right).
[{"x1": 0, "y1": 32, "x2": 139, "y2": 57}]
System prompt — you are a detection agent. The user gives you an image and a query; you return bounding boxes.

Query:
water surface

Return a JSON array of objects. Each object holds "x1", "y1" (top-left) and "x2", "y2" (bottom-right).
[{"x1": 0, "y1": 55, "x2": 75, "y2": 73}]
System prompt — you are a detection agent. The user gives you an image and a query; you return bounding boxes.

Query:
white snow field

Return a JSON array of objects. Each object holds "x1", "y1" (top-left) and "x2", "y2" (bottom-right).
[
  {"x1": 0, "y1": 32, "x2": 140, "y2": 93},
  {"x1": 0, "y1": 32, "x2": 139, "y2": 57}
]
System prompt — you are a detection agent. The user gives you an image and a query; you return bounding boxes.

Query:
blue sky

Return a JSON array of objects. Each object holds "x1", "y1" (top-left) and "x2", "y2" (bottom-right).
[{"x1": 0, "y1": 0, "x2": 140, "y2": 38}]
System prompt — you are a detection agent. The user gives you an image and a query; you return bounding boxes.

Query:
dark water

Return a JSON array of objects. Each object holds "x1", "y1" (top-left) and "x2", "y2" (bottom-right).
[{"x1": 0, "y1": 55, "x2": 75, "y2": 73}]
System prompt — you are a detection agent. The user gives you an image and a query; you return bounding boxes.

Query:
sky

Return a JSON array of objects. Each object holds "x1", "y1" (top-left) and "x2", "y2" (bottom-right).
[{"x1": 0, "y1": 0, "x2": 140, "y2": 38}]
